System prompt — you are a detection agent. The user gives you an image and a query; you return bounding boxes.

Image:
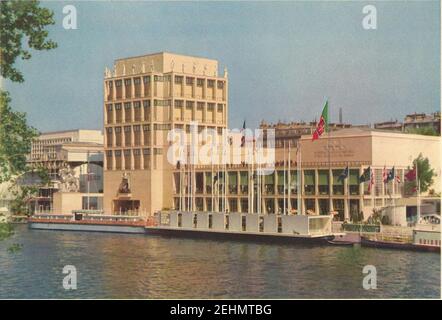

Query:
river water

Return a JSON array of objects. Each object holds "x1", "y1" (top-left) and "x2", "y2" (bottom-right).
[{"x1": 0, "y1": 225, "x2": 439, "y2": 299}]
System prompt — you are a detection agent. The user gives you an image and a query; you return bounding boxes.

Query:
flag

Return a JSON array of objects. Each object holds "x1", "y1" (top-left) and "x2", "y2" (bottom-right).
[
  {"x1": 395, "y1": 175, "x2": 401, "y2": 183},
  {"x1": 240, "y1": 120, "x2": 246, "y2": 147},
  {"x1": 359, "y1": 167, "x2": 371, "y2": 183},
  {"x1": 338, "y1": 166, "x2": 349, "y2": 182},
  {"x1": 382, "y1": 166, "x2": 387, "y2": 182},
  {"x1": 311, "y1": 101, "x2": 329, "y2": 141},
  {"x1": 368, "y1": 170, "x2": 374, "y2": 192},
  {"x1": 386, "y1": 167, "x2": 395, "y2": 182},
  {"x1": 405, "y1": 167, "x2": 416, "y2": 181}
]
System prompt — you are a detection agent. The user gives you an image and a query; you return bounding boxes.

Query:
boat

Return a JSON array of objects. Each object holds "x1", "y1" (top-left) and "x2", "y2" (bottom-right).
[
  {"x1": 361, "y1": 236, "x2": 440, "y2": 253},
  {"x1": 327, "y1": 240, "x2": 354, "y2": 246}
]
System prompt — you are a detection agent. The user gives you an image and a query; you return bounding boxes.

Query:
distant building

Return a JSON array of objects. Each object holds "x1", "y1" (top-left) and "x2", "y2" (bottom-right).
[
  {"x1": 26, "y1": 129, "x2": 104, "y2": 214},
  {"x1": 374, "y1": 112, "x2": 441, "y2": 134},
  {"x1": 403, "y1": 112, "x2": 441, "y2": 134},
  {"x1": 259, "y1": 120, "x2": 367, "y2": 148}
]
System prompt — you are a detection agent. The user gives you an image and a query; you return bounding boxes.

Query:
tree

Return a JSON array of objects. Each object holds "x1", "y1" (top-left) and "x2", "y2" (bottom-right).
[
  {"x1": 0, "y1": 0, "x2": 57, "y2": 245},
  {"x1": 0, "y1": 91, "x2": 38, "y2": 183},
  {"x1": 414, "y1": 154, "x2": 435, "y2": 193},
  {"x1": 405, "y1": 127, "x2": 439, "y2": 136},
  {"x1": 0, "y1": 0, "x2": 57, "y2": 82},
  {"x1": 404, "y1": 153, "x2": 436, "y2": 194}
]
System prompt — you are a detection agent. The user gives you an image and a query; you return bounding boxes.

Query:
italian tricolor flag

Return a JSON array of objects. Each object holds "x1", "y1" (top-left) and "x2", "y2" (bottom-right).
[{"x1": 312, "y1": 100, "x2": 329, "y2": 141}]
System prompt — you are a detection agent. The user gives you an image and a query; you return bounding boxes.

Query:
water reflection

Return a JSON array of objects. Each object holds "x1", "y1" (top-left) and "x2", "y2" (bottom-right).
[{"x1": 0, "y1": 225, "x2": 439, "y2": 299}]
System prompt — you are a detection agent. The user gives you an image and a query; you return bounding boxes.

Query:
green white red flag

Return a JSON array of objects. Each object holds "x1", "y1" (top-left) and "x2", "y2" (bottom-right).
[{"x1": 312, "y1": 101, "x2": 329, "y2": 141}]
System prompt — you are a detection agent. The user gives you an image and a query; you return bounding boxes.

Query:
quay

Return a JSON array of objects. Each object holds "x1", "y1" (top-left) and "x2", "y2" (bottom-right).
[
  {"x1": 145, "y1": 211, "x2": 338, "y2": 244},
  {"x1": 28, "y1": 213, "x2": 147, "y2": 234},
  {"x1": 26, "y1": 211, "x2": 440, "y2": 252}
]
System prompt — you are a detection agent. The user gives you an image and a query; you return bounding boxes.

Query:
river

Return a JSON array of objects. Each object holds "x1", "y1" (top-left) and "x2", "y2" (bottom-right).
[{"x1": 0, "y1": 225, "x2": 439, "y2": 299}]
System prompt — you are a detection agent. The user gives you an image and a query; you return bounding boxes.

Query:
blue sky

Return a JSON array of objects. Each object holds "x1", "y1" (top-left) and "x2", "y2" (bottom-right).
[{"x1": 3, "y1": 0, "x2": 440, "y2": 132}]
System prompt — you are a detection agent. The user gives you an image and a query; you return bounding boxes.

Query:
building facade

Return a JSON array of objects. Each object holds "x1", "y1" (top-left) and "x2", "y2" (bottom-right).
[
  {"x1": 103, "y1": 52, "x2": 228, "y2": 215},
  {"x1": 27, "y1": 130, "x2": 104, "y2": 214},
  {"x1": 171, "y1": 128, "x2": 441, "y2": 222}
]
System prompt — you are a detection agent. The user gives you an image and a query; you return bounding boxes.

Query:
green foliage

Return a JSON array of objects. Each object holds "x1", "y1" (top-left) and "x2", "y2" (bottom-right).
[
  {"x1": 0, "y1": 90, "x2": 39, "y2": 183},
  {"x1": 405, "y1": 126, "x2": 439, "y2": 136},
  {"x1": 0, "y1": 223, "x2": 14, "y2": 241},
  {"x1": 0, "y1": 0, "x2": 57, "y2": 82},
  {"x1": 414, "y1": 154, "x2": 435, "y2": 193}
]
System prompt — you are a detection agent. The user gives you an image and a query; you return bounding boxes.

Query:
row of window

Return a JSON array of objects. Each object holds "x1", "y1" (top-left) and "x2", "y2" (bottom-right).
[
  {"x1": 109, "y1": 76, "x2": 225, "y2": 87},
  {"x1": 419, "y1": 239, "x2": 441, "y2": 246},
  {"x1": 106, "y1": 148, "x2": 163, "y2": 157},
  {"x1": 107, "y1": 101, "x2": 225, "y2": 111}
]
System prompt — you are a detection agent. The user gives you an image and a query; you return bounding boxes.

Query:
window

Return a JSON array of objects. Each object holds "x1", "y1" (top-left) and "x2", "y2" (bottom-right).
[
  {"x1": 133, "y1": 101, "x2": 141, "y2": 108},
  {"x1": 174, "y1": 76, "x2": 183, "y2": 84},
  {"x1": 217, "y1": 104, "x2": 223, "y2": 112},
  {"x1": 124, "y1": 126, "x2": 131, "y2": 132},
  {"x1": 154, "y1": 75, "x2": 163, "y2": 82},
  {"x1": 208, "y1": 103, "x2": 215, "y2": 110},
  {"x1": 197, "y1": 78, "x2": 204, "y2": 87},
  {"x1": 217, "y1": 81, "x2": 224, "y2": 89},
  {"x1": 143, "y1": 100, "x2": 150, "y2": 107},
  {"x1": 124, "y1": 149, "x2": 131, "y2": 156},
  {"x1": 154, "y1": 99, "x2": 171, "y2": 106},
  {"x1": 154, "y1": 148, "x2": 162, "y2": 155},
  {"x1": 143, "y1": 148, "x2": 151, "y2": 155},
  {"x1": 154, "y1": 124, "x2": 171, "y2": 130},
  {"x1": 143, "y1": 76, "x2": 150, "y2": 84},
  {"x1": 124, "y1": 102, "x2": 131, "y2": 109},
  {"x1": 143, "y1": 125, "x2": 150, "y2": 131},
  {"x1": 197, "y1": 102, "x2": 204, "y2": 110},
  {"x1": 207, "y1": 80, "x2": 215, "y2": 87},
  {"x1": 186, "y1": 77, "x2": 194, "y2": 85},
  {"x1": 174, "y1": 100, "x2": 184, "y2": 107},
  {"x1": 115, "y1": 127, "x2": 122, "y2": 133},
  {"x1": 115, "y1": 80, "x2": 122, "y2": 87},
  {"x1": 115, "y1": 150, "x2": 121, "y2": 157},
  {"x1": 134, "y1": 78, "x2": 141, "y2": 85},
  {"x1": 124, "y1": 79, "x2": 131, "y2": 86},
  {"x1": 115, "y1": 103, "x2": 122, "y2": 110},
  {"x1": 133, "y1": 125, "x2": 140, "y2": 132},
  {"x1": 186, "y1": 101, "x2": 194, "y2": 108},
  {"x1": 107, "y1": 104, "x2": 113, "y2": 111},
  {"x1": 106, "y1": 127, "x2": 112, "y2": 133}
]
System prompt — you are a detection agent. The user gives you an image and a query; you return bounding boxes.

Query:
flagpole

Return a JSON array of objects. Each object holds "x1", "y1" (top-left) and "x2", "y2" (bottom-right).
[
  {"x1": 288, "y1": 141, "x2": 292, "y2": 215},
  {"x1": 283, "y1": 140, "x2": 286, "y2": 214},
  {"x1": 297, "y1": 142, "x2": 302, "y2": 215},
  {"x1": 327, "y1": 101, "x2": 331, "y2": 215},
  {"x1": 416, "y1": 161, "x2": 420, "y2": 224}
]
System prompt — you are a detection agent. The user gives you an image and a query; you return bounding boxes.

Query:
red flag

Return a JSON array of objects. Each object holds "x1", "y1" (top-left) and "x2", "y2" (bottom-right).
[
  {"x1": 405, "y1": 167, "x2": 416, "y2": 181},
  {"x1": 382, "y1": 166, "x2": 388, "y2": 183},
  {"x1": 368, "y1": 170, "x2": 374, "y2": 192},
  {"x1": 312, "y1": 101, "x2": 328, "y2": 141}
]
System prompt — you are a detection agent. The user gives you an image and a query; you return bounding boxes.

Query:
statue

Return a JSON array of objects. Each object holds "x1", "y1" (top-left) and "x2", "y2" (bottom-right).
[
  {"x1": 59, "y1": 164, "x2": 79, "y2": 192},
  {"x1": 118, "y1": 172, "x2": 131, "y2": 194}
]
